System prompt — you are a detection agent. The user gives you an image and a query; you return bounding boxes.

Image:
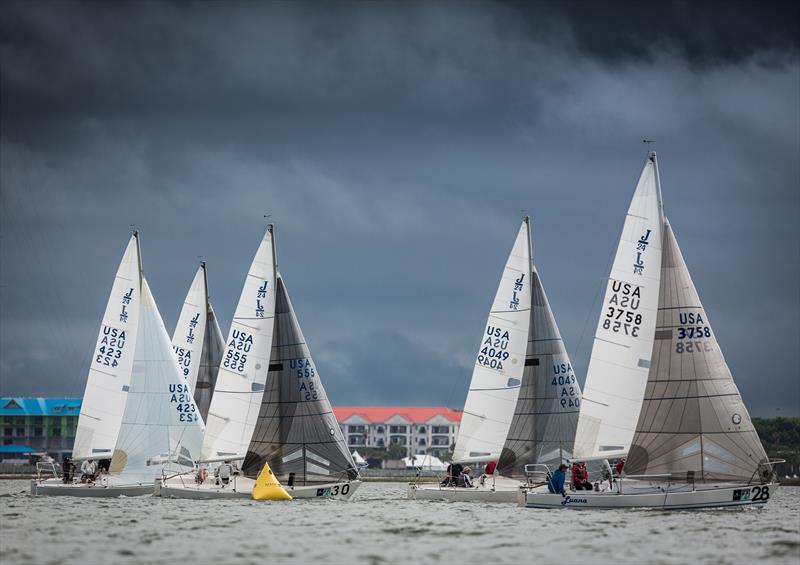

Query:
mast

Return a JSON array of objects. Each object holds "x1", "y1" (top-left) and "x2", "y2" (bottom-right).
[{"x1": 133, "y1": 229, "x2": 142, "y2": 284}]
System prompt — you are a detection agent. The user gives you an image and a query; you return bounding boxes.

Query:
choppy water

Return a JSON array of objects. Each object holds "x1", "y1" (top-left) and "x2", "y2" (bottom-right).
[{"x1": 1, "y1": 480, "x2": 798, "y2": 564}]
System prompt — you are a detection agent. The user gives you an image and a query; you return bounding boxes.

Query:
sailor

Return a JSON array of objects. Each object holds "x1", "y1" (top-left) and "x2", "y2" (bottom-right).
[
  {"x1": 61, "y1": 457, "x2": 74, "y2": 484},
  {"x1": 615, "y1": 458, "x2": 626, "y2": 476},
  {"x1": 548, "y1": 463, "x2": 568, "y2": 495},
  {"x1": 572, "y1": 461, "x2": 592, "y2": 490},
  {"x1": 216, "y1": 460, "x2": 233, "y2": 486},
  {"x1": 80, "y1": 458, "x2": 97, "y2": 483},
  {"x1": 460, "y1": 466, "x2": 474, "y2": 488}
]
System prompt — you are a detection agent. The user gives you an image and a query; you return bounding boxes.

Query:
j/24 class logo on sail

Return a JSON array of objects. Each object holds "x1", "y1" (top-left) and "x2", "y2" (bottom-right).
[
  {"x1": 169, "y1": 383, "x2": 198, "y2": 422},
  {"x1": 633, "y1": 229, "x2": 652, "y2": 275},
  {"x1": 477, "y1": 326, "x2": 510, "y2": 370}
]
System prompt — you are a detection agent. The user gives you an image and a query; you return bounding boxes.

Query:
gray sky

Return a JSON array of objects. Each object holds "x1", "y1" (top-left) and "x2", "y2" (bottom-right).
[{"x1": 1, "y1": 1, "x2": 798, "y2": 416}]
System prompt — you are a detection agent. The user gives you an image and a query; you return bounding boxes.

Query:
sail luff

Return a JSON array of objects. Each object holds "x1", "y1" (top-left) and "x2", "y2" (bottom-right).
[{"x1": 453, "y1": 220, "x2": 533, "y2": 463}]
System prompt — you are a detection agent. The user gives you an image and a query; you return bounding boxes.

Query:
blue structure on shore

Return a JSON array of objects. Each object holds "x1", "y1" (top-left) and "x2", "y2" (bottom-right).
[{"x1": 1, "y1": 397, "x2": 82, "y2": 459}]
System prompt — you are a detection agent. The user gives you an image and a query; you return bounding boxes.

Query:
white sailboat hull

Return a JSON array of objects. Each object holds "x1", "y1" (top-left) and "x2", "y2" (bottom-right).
[
  {"x1": 521, "y1": 482, "x2": 778, "y2": 510},
  {"x1": 155, "y1": 474, "x2": 361, "y2": 501},
  {"x1": 31, "y1": 478, "x2": 154, "y2": 497},
  {"x1": 407, "y1": 476, "x2": 523, "y2": 503}
]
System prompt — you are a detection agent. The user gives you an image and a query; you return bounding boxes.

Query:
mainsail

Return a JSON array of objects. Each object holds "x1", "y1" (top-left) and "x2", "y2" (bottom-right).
[
  {"x1": 242, "y1": 275, "x2": 359, "y2": 484},
  {"x1": 625, "y1": 219, "x2": 770, "y2": 483},
  {"x1": 110, "y1": 278, "x2": 205, "y2": 482},
  {"x1": 201, "y1": 225, "x2": 277, "y2": 461},
  {"x1": 574, "y1": 152, "x2": 664, "y2": 458},
  {"x1": 453, "y1": 218, "x2": 532, "y2": 463},
  {"x1": 498, "y1": 265, "x2": 582, "y2": 478},
  {"x1": 172, "y1": 262, "x2": 225, "y2": 421},
  {"x1": 73, "y1": 232, "x2": 142, "y2": 460}
]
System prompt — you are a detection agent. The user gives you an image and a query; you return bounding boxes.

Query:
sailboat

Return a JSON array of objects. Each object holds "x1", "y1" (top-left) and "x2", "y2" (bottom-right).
[
  {"x1": 522, "y1": 152, "x2": 779, "y2": 509},
  {"x1": 156, "y1": 224, "x2": 277, "y2": 497},
  {"x1": 33, "y1": 232, "x2": 205, "y2": 496},
  {"x1": 410, "y1": 217, "x2": 582, "y2": 502},
  {"x1": 172, "y1": 261, "x2": 225, "y2": 422},
  {"x1": 158, "y1": 227, "x2": 360, "y2": 499}
]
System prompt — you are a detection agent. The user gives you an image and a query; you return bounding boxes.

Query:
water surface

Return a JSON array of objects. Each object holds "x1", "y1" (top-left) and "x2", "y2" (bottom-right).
[{"x1": 1, "y1": 480, "x2": 798, "y2": 564}]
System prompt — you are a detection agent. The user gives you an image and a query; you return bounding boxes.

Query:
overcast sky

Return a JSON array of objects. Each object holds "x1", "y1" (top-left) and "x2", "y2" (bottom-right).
[{"x1": 1, "y1": 1, "x2": 798, "y2": 416}]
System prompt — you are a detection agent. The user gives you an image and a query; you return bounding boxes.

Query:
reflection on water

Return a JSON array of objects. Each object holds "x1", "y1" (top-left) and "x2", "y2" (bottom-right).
[{"x1": 1, "y1": 480, "x2": 798, "y2": 564}]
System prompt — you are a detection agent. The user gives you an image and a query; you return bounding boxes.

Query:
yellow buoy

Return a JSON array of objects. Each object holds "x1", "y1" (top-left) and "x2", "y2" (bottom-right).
[{"x1": 251, "y1": 462, "x2": 292, "y2": 501}]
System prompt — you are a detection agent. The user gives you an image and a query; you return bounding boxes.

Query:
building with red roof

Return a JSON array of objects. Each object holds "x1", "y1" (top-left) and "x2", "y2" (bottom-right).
[{"x1": 333, "y1": 406, "x2": 462, "y2": 458}]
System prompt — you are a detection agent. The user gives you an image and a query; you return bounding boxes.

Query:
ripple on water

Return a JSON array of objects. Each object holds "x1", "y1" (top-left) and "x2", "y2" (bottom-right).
[{"x1": 1, "y1": 481, "x2": 799, "y2": 565}]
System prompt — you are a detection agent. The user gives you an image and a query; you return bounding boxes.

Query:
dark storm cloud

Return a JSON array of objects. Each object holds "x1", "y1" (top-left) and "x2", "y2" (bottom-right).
[{"x1": 1, "y1": 1, "x2": 798, "y2": 416}]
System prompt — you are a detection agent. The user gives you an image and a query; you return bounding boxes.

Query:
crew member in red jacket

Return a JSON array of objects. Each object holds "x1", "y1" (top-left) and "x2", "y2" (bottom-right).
[{"x1": 572, "y1": 461, "x2": 592, "y2": 490}]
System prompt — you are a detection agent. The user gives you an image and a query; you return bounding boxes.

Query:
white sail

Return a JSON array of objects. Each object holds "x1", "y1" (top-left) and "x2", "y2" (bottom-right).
[
  {"x1": 72, "y1": 233, "x2": 142, "y2": 460},
  {"x1": 574, "y1": 152, "x2": 664, "y2": 458},
  {"x1": 172, "y1": 264, "x2": 207, "y2": 396},
  {"x1": 453, "y1": 218, "x2": 533, "y2": 463},
  {"x1": 200, "y1": 225, "x2": 277, "y2": 461},
  {"x1": 625, "y1": 219, "x2": 770, "y2": 483},
  {"x1": 110, "y1": 278, "x2": 205, "y2": 483}
]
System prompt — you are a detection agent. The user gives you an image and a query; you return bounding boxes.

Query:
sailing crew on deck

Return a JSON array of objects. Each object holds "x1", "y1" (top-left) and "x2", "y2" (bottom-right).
[
  {"x1": 572, "y1": 461, "x2": 592, "y2": 491},
  {"x1": 80, "y1": 459, "x2": 97, "y2": 483},
  {"x1": 548, "y1": 464, "x2": 568, "y2": 495},
  {"x1": 216, "y1": 461, "x2": 233, "y2": 486},
  {"x1": 460, "y1": 466, "x2": 474, "y2": 488}
]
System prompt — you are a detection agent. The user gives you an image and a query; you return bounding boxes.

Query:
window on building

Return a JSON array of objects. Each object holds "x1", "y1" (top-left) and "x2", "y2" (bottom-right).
[
  {"x1": 348, "y1": 435, "x2": 363, "y2": 446},
  {"x1": 389, "y1": 425, "x2": 407, "y2": 434},
  {"x1": 3, "y1": 428, "x2": 11, "y2": 437},
  {"x1": 3, "y1": 417, "x2": 11, "y2": 425},
  {"x1": 418, "y1": 438, "x2": 426, "y2": 446},
  {"x1": 390, "y1": 435, "x2": 406, "y2": 445},
  {"x1": 33, "y1": 427, "x2": 43, "y2": 437},
  {"x1": 376, "y1": 438, "x2": 385, "y2": 447},
  {"x1": 2, "y1": 439, "x2": 11, "y2": 445},
  {"x1": 16, "y1": 428, "x2": 24, "y2": 436},
  {"x1": 431, "y1": 426, "x2": 450, "y2": 434},
  {"x1": 15, "y1": 417, "x2": 25, "y2": 425},
  {"x1": 417, "y1": 426, "x2": 426, "y2": 434},
  {"x1": 432, "y1": 437, "x2": 449, "y2": 446},
  {"x1": 348, "y1": 425, "x2": 366, "y2": 434},
  {"x1": 52, "y1": 428, "x2": 61, "y2": 437},
  {"x1": 375, "y1": 426, "x2": 385, "y2": 434}
]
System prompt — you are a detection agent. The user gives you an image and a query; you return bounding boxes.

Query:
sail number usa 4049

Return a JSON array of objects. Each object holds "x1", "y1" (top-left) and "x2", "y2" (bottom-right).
[{"x1": 476, "y1": 326, "x2": 511, "y2": 371}]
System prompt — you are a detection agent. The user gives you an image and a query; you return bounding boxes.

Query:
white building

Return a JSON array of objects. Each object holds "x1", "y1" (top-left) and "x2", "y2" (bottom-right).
[{"x1": 333, "y1": 407, "x2": 462, "y2": 459}]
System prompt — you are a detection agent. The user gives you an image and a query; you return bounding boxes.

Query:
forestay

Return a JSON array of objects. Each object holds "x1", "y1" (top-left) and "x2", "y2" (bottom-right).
[
  {"x1": 453, "y1": 218, "x2": 532, "y2": 463},
  {"x1": 242, "y1": 275, "x2": 359, "y2": 484},
  {"x1": 625, "y1": 220, "x2": 770, "y2": 483},
  {"x1": 172, "y1": 262, "x2": 224, "y2": 421},
  {"x1": 498, "y1": 265, "x2": 582, "y2": 478},
  {"x1": 110, "y1": 278, "x2": 205, "y2": 483},
  {"x1": 574, "y1": 153, "x2": 664, "y2": 458},
  {"x1": 73, "y1": 233, "x2": 142, "y2": 460},
  {"x1": 201, "y1": 226, "x2": 277, "y2": 462}
]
